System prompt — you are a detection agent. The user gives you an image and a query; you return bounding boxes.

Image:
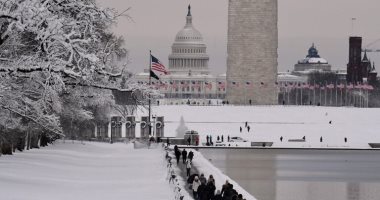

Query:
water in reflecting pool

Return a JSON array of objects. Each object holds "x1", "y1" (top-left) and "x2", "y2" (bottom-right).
[{"x1": 199, "y1": 149, "x2": 380, "y2": 200}]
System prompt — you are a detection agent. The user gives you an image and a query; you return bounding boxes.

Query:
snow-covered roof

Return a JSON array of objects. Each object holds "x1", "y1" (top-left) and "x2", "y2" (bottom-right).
[{"x1": 298, "y1": 57, "x2": 328, "y2": 64}]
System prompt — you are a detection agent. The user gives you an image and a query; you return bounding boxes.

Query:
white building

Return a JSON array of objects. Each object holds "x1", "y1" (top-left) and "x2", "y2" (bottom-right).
[{"x1": 135, "y1": 5, "x2": 226, "y2": 100}]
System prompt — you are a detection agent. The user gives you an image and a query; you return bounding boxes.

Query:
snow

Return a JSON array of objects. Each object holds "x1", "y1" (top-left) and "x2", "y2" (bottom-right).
[
  {"x1": 140, "y1": 105, "x2": 380, "y2": 149},
  {"x1": 0, "y1": 141, "x2": 173, "y2": 200},
  {"x1": 3, "y1": 105, "x2": 380, "y2": 200}
]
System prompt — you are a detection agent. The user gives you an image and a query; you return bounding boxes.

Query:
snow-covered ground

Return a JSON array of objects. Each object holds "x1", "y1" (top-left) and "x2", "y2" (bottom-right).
[
  {"x1": 0, "y1": 141, "x2": 173, "y2": 200},
  {"x1": 138, "y1": 105, "x2": 380, "y2": 148}
]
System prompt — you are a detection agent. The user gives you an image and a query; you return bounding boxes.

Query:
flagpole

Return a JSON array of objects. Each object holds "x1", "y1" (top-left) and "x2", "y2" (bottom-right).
[{"x1": 148, "y1": 50, "x2": 152, "y2": 138}]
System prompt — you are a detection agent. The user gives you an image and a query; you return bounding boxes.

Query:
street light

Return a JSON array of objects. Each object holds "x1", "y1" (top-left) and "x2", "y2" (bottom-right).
[
  {"x1": 152, "y1": 115, "x2": 157, "y2": 141},
  {"x1": 111, "y1": 120, "x2": 116, "y2": 144}
]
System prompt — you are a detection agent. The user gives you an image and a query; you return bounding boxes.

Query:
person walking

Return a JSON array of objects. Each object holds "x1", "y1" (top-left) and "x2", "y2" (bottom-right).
[
  {"x1": 247, "y1": 126, "x2": 250, "y2": 132},
  {"x1": 228, "y1": 135, "x2": 230, "y2": 142},
  {"x1": 344, "y1": 137, "x2": 347, "y2": 143},
  {"x1": 217, "y1": 135, "x2": 220, "y2": 141},
  {"x1": 175, "y1": 149, "x2": 181, "y2": 164},
  {"x1": 245, "y1": 121, "x2": 248, "y2": 127},
  {"x1": 186, "y1": 160, "x2": 192, "y2": 177},
  {"x1": 240, "y1": 126, "x2": 242, "y2": 133},
  {"x1": 188, "y1": 150, "x2": 194, "y2": 162},
  {"x1": 212, "y1": 190, "x2": 222, "y2": 200},
  {"x1": 197, "y1": 181, "x2": 207, "y2": 200},
  {"x1": 221, "y1": 135, "x2": 224, "y2": 142},
  {"x1": 182, "y1": 149, "x2": 188, "y2": 164},
  {"x1": 187, "y1": 137, "x2": 191, "y2": 146},
  {"x1": 199, "y1": 173, "x2": 207, "y2": 185},
  {"x1": 320, "y1": 136, "x2": 323, "y2": 142},
  {"x1": 280, "y1": 136, "x2": 283, "y2": 142},
  {"x1": 192, "y1": 176, "x2": 201, "y2": 200},
  {"x1": 206, "y1": 177, "x2": 216, "y2": 200}
]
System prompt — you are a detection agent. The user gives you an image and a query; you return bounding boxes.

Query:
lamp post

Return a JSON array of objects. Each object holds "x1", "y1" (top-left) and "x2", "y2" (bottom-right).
[
  {"x1": 110, "y1": 120, "x2": 115, "y2": 144},
  {"x1": 152, "y1": 115, "x2": 157, "y2": 142}
]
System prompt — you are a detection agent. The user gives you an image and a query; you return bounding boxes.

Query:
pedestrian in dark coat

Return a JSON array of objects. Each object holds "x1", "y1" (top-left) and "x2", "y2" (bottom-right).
[
  {"x1": 221, "y1": 180, "x2": 229, "y2": 197},
  {"x1": 245, "y1": 121, "x2": 248, "y2": 127},
  {"x1": 199, "y1": 173, "x2": 207, "y2": 185},
  {"x1": 247, "y1": 126, "x2": 250, "y2": 132},
  {"x1": 320, "y1": 136, "x2": 323, "y2": 142},
  {"x1": 217, "y1": 135, "x2": 220, "y2": 141},
  {"x1": 228, "y1": 135, "x2": 230, "y2": 142},
  {"x1": 175, "y1": 149, "x2": 181, "y2": 164},
  {"x1": 174, "y1": 145, "x2": 179, "y2": 152},
  {"x1": 187, "y1": 137, "x2": 191, "y2": 146},
  {"x1": 188, "y1": 150, "x2": 194, "y2": 162},
  {"x1": 197, "y1": 181, "x2": 207, "y2": 200},
  {"x1": 206, "y1": 179, "x2": 216, "y2": 199},
  {"x1": 221, "y1": 135, "x2": 224, "y2": 142},
  {"x1": 182, "y1": 149, "x2": 188, "y2": 164},
  {"x1": 240, "y1": 126, "x2": 242, "y2": 132},
  {"x1": 212, "y1": 190, "x2": 222, "y2": 200},
  {"x1": 280, "y1": 136, "x2": 283, "y2": 142}
]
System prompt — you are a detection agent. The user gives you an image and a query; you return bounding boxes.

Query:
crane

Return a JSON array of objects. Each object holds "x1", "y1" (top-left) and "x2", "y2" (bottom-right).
[{"x1": 363, "y1": 38, "x2": 380, "y2": 53}]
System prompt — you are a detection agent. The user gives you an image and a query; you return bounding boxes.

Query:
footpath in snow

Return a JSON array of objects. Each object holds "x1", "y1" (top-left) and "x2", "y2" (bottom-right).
[
  {"x1": 167, "y1": 146, "x2": 257, "y2": 200},
  {"x1": 0, "y1": 141, "x2": 173, "y2": 200}
]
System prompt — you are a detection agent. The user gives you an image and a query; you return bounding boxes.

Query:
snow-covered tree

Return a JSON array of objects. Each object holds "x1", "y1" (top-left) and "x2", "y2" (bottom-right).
[{"x1": 0, "y1": 0, "x2": 156, "y2": 150}]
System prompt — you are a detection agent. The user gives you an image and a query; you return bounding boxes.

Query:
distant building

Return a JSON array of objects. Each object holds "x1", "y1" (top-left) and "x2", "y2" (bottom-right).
[
  {"x1": 346, "y1": 36, "x2": 378, "y2": 84},
  {"x1": 135, "y1": 5, "x2": 226, "y2": 100},
  {"x1": 294, "y1": 43, "x2": 331, "y2": 72},
  {"x1": 361, "y1": 51, "x2": 378, "y2": 85}
]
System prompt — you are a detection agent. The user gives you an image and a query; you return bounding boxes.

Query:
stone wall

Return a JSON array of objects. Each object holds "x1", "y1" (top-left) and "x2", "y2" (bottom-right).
[{"x1": 226, "y1": 0, "x2": 278, "y2": 105}]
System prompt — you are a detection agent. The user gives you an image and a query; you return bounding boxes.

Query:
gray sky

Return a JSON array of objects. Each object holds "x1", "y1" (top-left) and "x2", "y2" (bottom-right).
[{"x1": 99, "y1": 0, "x2": 380, "y2": 75}]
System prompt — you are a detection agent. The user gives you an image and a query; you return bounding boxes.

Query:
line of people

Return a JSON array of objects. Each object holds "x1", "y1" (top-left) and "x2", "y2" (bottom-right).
[
  {"x1": 174, "y1": 145, "x2": 194, "y2": 167},
  {"x1": 191, "y1": 174, "x2": 246, "y2": 200}
]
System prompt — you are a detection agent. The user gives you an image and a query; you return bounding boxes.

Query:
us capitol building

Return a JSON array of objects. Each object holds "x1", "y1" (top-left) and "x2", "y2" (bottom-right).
[{"x1": 135, "y1": 6, "x2": 226, "y2": 100}]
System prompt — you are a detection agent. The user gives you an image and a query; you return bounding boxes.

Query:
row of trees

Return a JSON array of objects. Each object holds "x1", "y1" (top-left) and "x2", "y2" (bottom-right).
[{"x1": 0, "y1": 0, "x2": 153, "y2": 155}]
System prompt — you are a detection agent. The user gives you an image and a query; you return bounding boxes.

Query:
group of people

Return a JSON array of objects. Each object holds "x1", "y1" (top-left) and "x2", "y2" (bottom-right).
[
  {"x1": 174, "y1": 145, "x2": 194, "y2": 177},
  {"x1": 192, "y1": 174, "x2": 247, "y2": 200},
  {"x1": 240, "y1": 121, "x2": 251, "y2": 133}
]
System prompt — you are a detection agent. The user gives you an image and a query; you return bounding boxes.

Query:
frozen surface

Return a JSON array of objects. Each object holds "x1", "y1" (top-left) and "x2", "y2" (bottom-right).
[{"x1": 139, "y1": 105, "x2": 380, "y2": 148}]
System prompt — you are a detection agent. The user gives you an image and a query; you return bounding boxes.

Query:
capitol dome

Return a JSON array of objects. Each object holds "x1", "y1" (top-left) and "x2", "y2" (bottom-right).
[{"x1": 168, "y1": 5, "x2": 210, "y2": 75}]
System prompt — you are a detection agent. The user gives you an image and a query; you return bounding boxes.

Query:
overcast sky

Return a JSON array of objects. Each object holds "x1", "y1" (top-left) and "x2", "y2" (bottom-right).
[{"x1": 99, "y1": 0, "x2": 380, "y2": 75}]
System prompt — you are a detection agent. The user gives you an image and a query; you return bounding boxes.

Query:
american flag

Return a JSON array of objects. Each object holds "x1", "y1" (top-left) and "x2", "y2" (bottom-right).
[
  {"x1": 231, "y1": 81, "x2": 240, "y2": 87},
  {"x1": 151, "y1": 55, "x2": 168, "y2": 75},
  {"x1": 205, "y1": 82, "x2": 212, "y2": 90},
  {"x1": 347, "y1": 84, "x2": 354, "y2": 90},
  {"x1": 218, "y1": 81, "x2": 226, "y2": 89},
  {"x1": 326, "y1": 84, "x2": 335, "y2": 89},
  {"x1": 337, "y1": 84, "x2": 345, "y2": 89}
]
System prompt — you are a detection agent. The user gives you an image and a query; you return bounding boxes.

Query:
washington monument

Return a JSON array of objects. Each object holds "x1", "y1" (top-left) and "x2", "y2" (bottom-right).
[{"x1": 227, "y1": 0, "x2": 278, "y2": 105}]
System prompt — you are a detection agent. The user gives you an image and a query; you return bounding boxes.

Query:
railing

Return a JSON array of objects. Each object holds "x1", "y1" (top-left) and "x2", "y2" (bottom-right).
[{"x1": 165, "y1": 147, "x2": 187, "y2": 200}]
